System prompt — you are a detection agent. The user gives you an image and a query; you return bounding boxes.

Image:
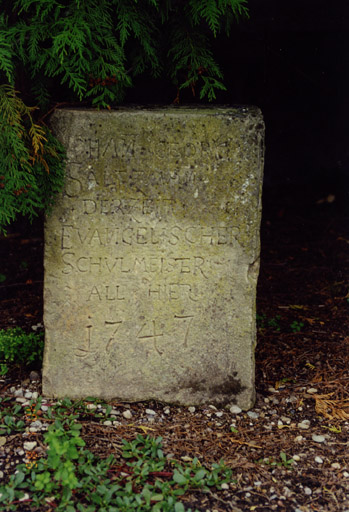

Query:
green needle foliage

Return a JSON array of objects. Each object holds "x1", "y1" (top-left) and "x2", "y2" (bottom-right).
[
  {"x1": 0, "y1": 84, "x2": 66, "y2": 232},
  {"x1": 0, "y1": 0, "x2": 248, "y2": 232}
]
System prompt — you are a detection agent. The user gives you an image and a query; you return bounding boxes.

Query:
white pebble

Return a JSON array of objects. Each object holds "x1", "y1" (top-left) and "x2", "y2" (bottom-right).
[
  {"x1": 293, "y1": 455, "x2": 301, "y2": 461},
  {"x1": 23, "y1": 441, "x2": 37, "y2": 451},
  {"x1": 343, "y1": 471, "x2": 349, "y2": 478},
  {"x1": 297, "y1": 420, "x2": 310, "y2": 430},
  {"x1": 307, "y1": 388, "x2": 318, "y2": 394},
  {"x1": 145, "y1": 409, "x2": 156, "y2": 416},
  {"x1": 41, "y1": 405, "x2": 48, "y2": 412},
  {"x1": 221, "y1": 483, "x2": 229, "y2": 490},
  {"x1": 163, "y1": 407, "x2": 170, "y2": 415},
  {"x1": 304, "y1": 487, "x2": 312, "y2": 495},
  {"x1": 281, "y1": 416, "x2": 291, "y2": 424},
  {"x1": 103, "y1": 420, "x2": 112, "y2": 426},
  {"x1": 15, "y1": 398, "x2": 27, "y2": 404},
  {"x1": 312, "y1": 434, "x2": 325, "y2": 443},
  {"x1": 315, "y1": 456, "x2": 323, "y2": 464},
  {"x1": 215, "y1": 411, "x2": 224, "y2": 417},
  {"x1": 14, "y1": 389, "x2": 24, "y2": 397},
  {"x1": 31, "y1": 391, "x2": 38, "y2": 400},
  {"x1": 122, "y1": 410, "x2": 132, "y2": 419},
  {"x1": 230, "y1": 405, "x2": 242, "y2": 414},
  {"x1": 283, "y1": 487, "x2": 293, "y2": 498},
  {"x1": 30, "y1": 421, "x2": 42, "y2": 429},
  {"x1": 24, "y1": 391, "x2": 33, "y2": 399},
  {"x1": 331, "y1": 462, "x2": 341, "y2": 469},
  {"x1": 247, "y1": 411, "x2": 259, "y2": 419},
  {"x1": 86, "y1": 404, "x2": 97, "y2": 410},
  {"x1": 188, "y1": 406, "x2": 196, "y2": 413},
  {"x1": 294, "y1": 435, "x2": 304, "y2": 442}
]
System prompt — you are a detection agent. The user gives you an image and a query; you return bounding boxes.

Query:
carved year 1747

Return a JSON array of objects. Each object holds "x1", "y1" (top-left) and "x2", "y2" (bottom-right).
[{"x1": 75, "y1": 315, "x2": 195, "y2": 359}]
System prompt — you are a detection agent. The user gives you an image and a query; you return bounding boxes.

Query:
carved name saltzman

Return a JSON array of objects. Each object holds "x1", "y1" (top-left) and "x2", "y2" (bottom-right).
[{"x1": 43, "y1": 107, "x2": 264, "y2": 408}]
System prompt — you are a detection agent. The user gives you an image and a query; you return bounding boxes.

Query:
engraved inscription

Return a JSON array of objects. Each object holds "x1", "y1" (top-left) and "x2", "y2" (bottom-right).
[
  {"x1": 148, "y1": 283, "x2": 199, "y2": 302},
  {"x1": 75, "y1": 319, "x2": 95, "y2": 359},
  {"x1": 105, "y1": 321, "x2": 123, "y2": 352},
  {"x1": 62, "y1": 253, "x2": 214, "y2": 279},
  {"x1": 87, "y1": 285, "x2": 125, "y2": 301},
  {"x1": 61, "y1": 225, "x2": 239, "y2": 249},
  {"x1": 174, "y1": 315, "x2": 194, "y2": 347},
  {"x1": 137, "y1": 320, "x2": 164, "y2": 355},
  {"x1": 68, "y1": 135, "x2": 238, "y2": 164},
  {"x1": 74, "y1": 314, "x2": 196, "y2": 361}
]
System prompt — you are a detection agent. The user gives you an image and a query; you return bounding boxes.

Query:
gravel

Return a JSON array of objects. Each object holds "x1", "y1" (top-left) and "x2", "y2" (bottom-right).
[
  {"x1": 229, "y1": 405, "x2": 242, "y2": 414},
  {"x1": 312, "y1": 434, "x2": 326, "y2": 443},
  {"x1": 0, "y1": 372, "x2": 348, "y2": 512}
]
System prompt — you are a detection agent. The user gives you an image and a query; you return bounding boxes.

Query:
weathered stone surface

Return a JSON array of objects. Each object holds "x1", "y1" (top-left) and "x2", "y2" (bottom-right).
[{"x1": 43, "y1": 107, "x2": 264, "y2": 409}]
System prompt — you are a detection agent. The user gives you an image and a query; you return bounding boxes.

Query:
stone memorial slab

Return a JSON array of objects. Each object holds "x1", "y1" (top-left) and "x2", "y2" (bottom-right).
[{"x1": 43, "y1": 107, "x2": 264, "y2": 408}]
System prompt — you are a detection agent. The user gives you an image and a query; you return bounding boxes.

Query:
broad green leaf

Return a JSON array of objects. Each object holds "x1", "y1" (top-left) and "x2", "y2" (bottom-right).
[{"x1": 173, "y1": 471, "x2": 188, "y2": 485}]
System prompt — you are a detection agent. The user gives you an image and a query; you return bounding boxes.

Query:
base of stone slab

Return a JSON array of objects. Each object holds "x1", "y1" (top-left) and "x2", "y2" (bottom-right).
[{"x1": 42, "y1": 375, "x2": 255, "y2": 410}]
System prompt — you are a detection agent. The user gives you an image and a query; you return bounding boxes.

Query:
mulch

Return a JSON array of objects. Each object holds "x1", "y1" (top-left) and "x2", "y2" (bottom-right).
[{"x1": 0, "y1": 185, "x2": 348, "y2": 511}]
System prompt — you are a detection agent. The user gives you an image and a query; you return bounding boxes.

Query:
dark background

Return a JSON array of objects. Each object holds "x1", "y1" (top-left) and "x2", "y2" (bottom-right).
[{"x1": 127, "y1": 0, "x2": 349, "y2": 210}]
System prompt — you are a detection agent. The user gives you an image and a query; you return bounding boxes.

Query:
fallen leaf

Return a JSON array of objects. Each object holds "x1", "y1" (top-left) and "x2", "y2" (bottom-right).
[
  {"x1": 305, "y1": 362, "x2": 315, "y2": 370},
  {"x1": 229, "y1": 438, "x2": 262, "y2": 449},
  {"x1": 304, "y1": 317, "x2": 316, "y2": 325}
]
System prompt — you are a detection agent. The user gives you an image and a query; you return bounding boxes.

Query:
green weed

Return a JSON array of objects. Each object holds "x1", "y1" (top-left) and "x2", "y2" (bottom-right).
[
  {"x1": 257, "y1": 452, "x2": 294, "y2": 470},
  {"x1": 0, "y1": 401, "x2": 234, "y2": 511},
  {"x1": 289, "y1": 321, "x2": 304, "y2": 333},
  {"x1": 0, "y1": 327, "x2": 44, "y2": 375},
  {"x1": 256, "y1": 313, "x2": 281, "y2": 332},
  {"x1": 19, "y1": 261, "x2": 28, "y2": 271}
]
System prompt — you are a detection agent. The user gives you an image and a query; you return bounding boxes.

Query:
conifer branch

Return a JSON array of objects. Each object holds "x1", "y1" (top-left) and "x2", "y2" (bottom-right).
[{"x1": 0, "y1": 0, "x2": 249, "y2": 231}]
